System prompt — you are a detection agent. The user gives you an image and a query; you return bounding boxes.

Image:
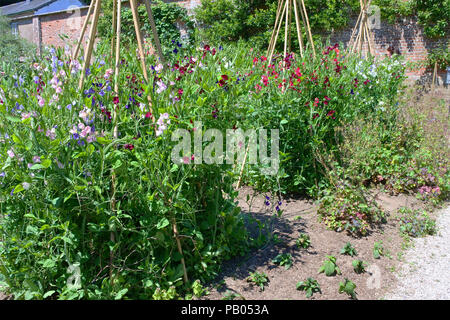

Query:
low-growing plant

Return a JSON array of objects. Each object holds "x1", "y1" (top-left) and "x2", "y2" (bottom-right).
[
  {"x1": 352, "y1": 260, "x2": 367, "y2": 274},
  {"x1": 296, "y1": 278, "x2": 321, "y2": 298},
  {"x1": 296, "y1": 233, "x2": 311, "y2": 249},
  {"x1": 247, "y1": 271, "x2": 269, "y2": 291},
  {"x1": 397, "y1": 207, "x2": 437, "y2": 238},
  {"x1": 373, "y1": 241, "x2": 385, "y2": 259},
  {"x1": 317, "y1": 178, "x2": 386, "y2": 236},
  {"x1": 340, "y1": 242, "x2": 357, "y2": 256},
  {"x1": 318, "y1": 255, "x2": 341, "y2": 276},
  {"x1": 339, "y1": 278, "x2": 357, "y2": 300},
  {"x1": 272, "y1": 253, "x2": 293, "y2": 270}
]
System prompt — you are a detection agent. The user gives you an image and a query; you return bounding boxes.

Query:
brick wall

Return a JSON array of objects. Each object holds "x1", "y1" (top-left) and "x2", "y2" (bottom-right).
[
  {"x1": 40, "y1": 7, "x2": 89, "y2": 50},
  {"x1": 324, "y1": 15, "x2": 449, "y2": 84}
]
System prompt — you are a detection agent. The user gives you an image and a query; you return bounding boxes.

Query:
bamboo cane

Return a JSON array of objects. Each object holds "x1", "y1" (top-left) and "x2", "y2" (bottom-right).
[
  {"x1": 267, "y1": 0, "x2": 283, "y2": 57},
  {"x1": 109, "y1": 0, "x2": 121, "y2": 287},
  {"x1": 78, "y1": 0, "x2": 102, "y2": 89},
  {"x1": 293, "y1": 0, "x2": 304, "y2": 57},
  {"x1": 283, "y1": 0, "x2": 289, "y2": 62},
  {"x1": 111, "y1": 0, "x2": 117, "y2": 59},
  {"x1": 268, "y1": 0, "x2": 288, "y2": 63},
  {"x1": 130, "y1": 0, "x2": 155, "y2": 122},
  {"x1": 144, "y1": 0, "x2": 166, "y2": 64},
  {"x1": 299, "y1": 0, "x2": 315, "y2": 57},
  {"x1": 72, "y1": 0, "x2": 95, "y2": 61}
]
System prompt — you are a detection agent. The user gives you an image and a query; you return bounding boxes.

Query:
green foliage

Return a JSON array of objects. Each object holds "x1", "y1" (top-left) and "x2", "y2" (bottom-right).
[
  {"x1": 247, "y1": 271, "x2": 269, "y2": 291},
  {"x1": 427, "y1": 46, "x2": 450, "y2": 70},
  {"x1": 0, "y1": 42, "x2": 251, "y2": 300},
  {"x1": 352, "y1": 259, "x2": 367, "y2": 274},
  {"x1": 373, "y1": 241, "x2": 384, "y2": 259},
  {"x1": 339, "y1": 278, "x2": 357, "y2": 299},
  {"x1": 296, "y1": 277, "x2": 321, "y2": 298},
  {"x1": 318, "y1": 255, "x2": 340, "y2": 276},
  {"x1": 413, "y1": 0, "x2": 450, "y2": 38},
  {"x1": 98, "y1": 0, "x2": 193, "y2": 55},
  {"x1": 195, "y1": 0, "x2": 359, "y2": 48},
  {"x1": 397, "y1": 207, "x2": 437, "y2": 238},
  {"x1": 296, "y1": 233, "x2": 311, "y2": 249},
  {"x1": 272, "y1": 253, "x2": 293, "y2": 270},
  {"x1": 340, "y1": 242, "x2": 357, "y2": 256},
  {"x1": 0, "y1": 15, "x2": 36, "y2": 75},
  {"x1": 318, "y1": 179, "x2": 386, "y2": 236},
  {"x1": 192, "y1": 279, "x2": 207, "y2": 298}
]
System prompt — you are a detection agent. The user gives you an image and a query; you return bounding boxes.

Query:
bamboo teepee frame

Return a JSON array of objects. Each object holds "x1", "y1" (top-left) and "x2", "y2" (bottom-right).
[
  {"x1": 267, "y1": 0, "x2": 316, "y2": 63},
  {"x1": 348, "y1": 0, "x2": 375, "y2": 57},
  {"x1": 72, "y1": 0, "x2": 189, "y2": 285}
]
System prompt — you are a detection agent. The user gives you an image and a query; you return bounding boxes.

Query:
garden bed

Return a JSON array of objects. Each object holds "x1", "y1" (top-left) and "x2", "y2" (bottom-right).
[{"x1": 201, "y1": 186, "x2": 445, "y2": 300}]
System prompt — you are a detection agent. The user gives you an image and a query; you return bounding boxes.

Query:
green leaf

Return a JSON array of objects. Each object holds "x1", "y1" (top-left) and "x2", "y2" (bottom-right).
[{"x1": 157, "y1": 217, "x2": 170, "y2": 230}]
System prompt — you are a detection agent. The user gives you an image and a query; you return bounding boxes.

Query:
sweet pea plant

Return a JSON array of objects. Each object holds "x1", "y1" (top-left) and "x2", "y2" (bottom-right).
[
  {"x1": 0, "y1": 43, "x2": 249, "y2": 299},
  {"x1": 0, "y1": 37, "x2": 407, "y2": 299}
]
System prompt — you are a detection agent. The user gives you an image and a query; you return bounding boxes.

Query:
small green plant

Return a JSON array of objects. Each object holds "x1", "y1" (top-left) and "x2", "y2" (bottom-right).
[
  {"x1": 340, "y1": 242, "x2": 357, "y2": 256},
  {"x1": 272, "y1": 253, "x2": 293, "y2": 270},
  {"x1": 397, "y1": 207, "x2": 437, "y2": 238},
  {"x1": 339, "y1": 278, "x2": 357, "y2": 300},
  {"x1": 296, "y1": 233, "x2": 311, "y2": 249},
  {"x1": 352, "y1": 260, "x2": 367, "y2": 274},
  {"x1": 296, "y1": 278, "x2": 321, "y2": 298},
  {"x1": 247, "y1": 272, "x2": 269, "y2": 291},
  {"x1": 373, "y1": 241, "x2": 385, "y2": 259},
  {"x1": 192, "y1": 280, "x2": 207, "y2": 298},
  {"x1": 318, "y1": 255, "x2": 341, "y2": 276},
  {"x1": 222, "y1": 290, "x2": 244, "y2": 300}
]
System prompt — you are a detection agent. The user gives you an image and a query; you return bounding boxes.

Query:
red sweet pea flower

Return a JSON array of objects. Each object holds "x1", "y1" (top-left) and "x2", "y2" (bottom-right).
[
  {"x1": 124, "y1": 144, "x2": 134, "y2": 151},
  {"x1": 145, "y1": 112, "x2": 152, "y2": 119},
  {"x1": 262, "y1": 75, "x2": 269, "y2": 86},
  {"x1": 113, "y1": 96, "x2": 119, "y2": 104}
]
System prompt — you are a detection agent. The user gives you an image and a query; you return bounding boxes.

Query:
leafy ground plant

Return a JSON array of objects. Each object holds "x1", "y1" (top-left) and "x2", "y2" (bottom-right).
[
  {"x1": 397, "y1": 207, "x2": 437, "y2": 238},
  {"x1": 373, "y1": 241, "x2": 385, "y2": 259},
  {"x1": 296, "y1": 278, "x2": 321, "y2": 298},
  {"x1": 339, "y1": 278, "x2": 357, "y2": 299},
  {"x1": 247, "y1": 272, "x2": 269, "y2": 291},
  {"x1": 352, "y1": 260, "x2": 367, "y2": 274},
  {"x1": 340, "y1": 242, "x2": 357, "y2": 256},
  {"x1": 318, "y1": 255, "x2": 341, "y2": 276},
  {"x1": 296, "y1": 233, "x2": 311, "y2": 249},
  {"x1": 272, "y1": 253, "x2": 293, "y2": 270}
]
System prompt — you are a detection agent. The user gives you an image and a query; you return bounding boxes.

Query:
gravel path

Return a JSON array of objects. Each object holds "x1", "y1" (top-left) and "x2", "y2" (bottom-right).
[{"x1": 384, "y1": 205, "x2": 450, "y2": 300}]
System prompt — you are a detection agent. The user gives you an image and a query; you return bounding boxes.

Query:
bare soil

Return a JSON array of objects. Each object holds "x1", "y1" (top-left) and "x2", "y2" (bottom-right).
[{"x1": 201, "y1": 186, "x2": 444, "y2": 300}]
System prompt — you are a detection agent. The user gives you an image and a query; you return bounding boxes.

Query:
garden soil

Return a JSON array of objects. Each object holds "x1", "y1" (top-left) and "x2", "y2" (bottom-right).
[{"x1": 201, "y1": 187, "x2": 448, "y2": 300}]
